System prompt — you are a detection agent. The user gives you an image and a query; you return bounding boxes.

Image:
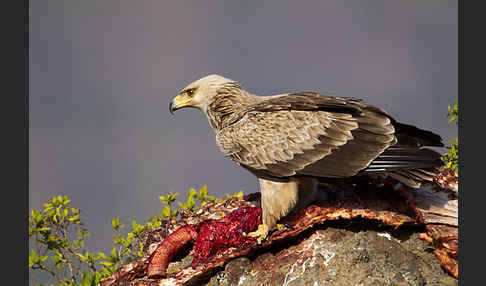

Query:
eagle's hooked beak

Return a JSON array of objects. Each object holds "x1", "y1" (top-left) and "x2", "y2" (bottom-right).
[
  {"x1": 169, "y1": 101, "x2": 175, "y2": 115},
  {"x1": 169, "y1": 95, "x2": 192, "y2": 115}
]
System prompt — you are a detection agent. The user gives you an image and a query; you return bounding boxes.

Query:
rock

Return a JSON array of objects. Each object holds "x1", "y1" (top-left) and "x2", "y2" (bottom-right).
[
  {"x1": 204, "y1": 224, "x2": 457, "y2": 286},
  {"x1": 98, "y1": 169, "x2": 458, "y2": 286}
]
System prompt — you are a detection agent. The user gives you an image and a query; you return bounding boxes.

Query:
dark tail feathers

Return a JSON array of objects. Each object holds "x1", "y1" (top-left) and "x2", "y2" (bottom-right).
[{"x1": 363, "y1": 120, "x2": 445, "y2": 188}]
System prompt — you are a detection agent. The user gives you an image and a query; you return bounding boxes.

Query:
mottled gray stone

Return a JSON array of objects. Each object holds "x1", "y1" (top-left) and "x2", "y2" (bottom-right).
[{"x1": 204, "y1": 224, "x2": 457, "y2": 286}]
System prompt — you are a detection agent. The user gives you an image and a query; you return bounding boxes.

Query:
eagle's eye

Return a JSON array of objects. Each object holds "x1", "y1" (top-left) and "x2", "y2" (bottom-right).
[{"x1": 186, "y1": 88, "x2": 195, "y2": 96}]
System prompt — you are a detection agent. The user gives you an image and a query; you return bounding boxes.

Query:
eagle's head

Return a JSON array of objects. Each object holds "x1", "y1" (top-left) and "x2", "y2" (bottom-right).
[{"x1": 169, "y1": 74, "x2": 237, "y2": 114}]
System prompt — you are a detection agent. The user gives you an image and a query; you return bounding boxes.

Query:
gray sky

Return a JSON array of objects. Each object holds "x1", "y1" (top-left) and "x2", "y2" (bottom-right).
[{"x1": 30, "y1": 0, "x2": 457, "y2": 283}]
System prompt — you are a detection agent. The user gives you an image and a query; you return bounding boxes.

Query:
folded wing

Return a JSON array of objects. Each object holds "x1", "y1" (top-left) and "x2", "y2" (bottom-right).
[{"x1": 216, "y1": 92, "x2": 443, "y2": 184}]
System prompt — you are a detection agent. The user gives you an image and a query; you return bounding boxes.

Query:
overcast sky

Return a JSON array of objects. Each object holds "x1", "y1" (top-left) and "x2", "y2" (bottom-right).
[{"x1": 30, "y1": 1, "x2": 457, "y2": 283}]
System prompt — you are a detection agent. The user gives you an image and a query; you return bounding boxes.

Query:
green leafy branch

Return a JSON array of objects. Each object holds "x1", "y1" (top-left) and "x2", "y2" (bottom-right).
[
  {"x1": 443, "y1": 102, "x2": 458, "y2": 173},
  {"x1": 159, "y1": 185, "x2": 233, "y2": 216},
  {"x1": 30, "y1": 187, "x2": 243, "y2": 286},
  {"x1": 447, "y1": 103, "x2": 458, "y2": 125},
  {"x1": 29, "y1": 195, "x2": 106, "y2": 285}
]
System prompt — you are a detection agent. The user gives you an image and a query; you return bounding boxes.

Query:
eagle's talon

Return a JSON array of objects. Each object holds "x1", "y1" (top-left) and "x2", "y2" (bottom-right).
[
  {"x1": 277, "y1": 223, "x2": 294, "y2": 231},
  {"x1": 276, "y1": 223, "x2": 286, "y2": 231},
  {"x1": 285, "y1": 223, "x2": 295, "y2": 231},
  {"x1": 247, "y1": 224, "x2": 269, "y2": 244}
]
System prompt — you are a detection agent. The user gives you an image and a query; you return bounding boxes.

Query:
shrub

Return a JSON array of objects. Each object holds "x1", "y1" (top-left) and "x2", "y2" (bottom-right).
[
  {"x1": 29, "y1": 187, "x2": 243, "y2": 286},
  {"x1": 442, "y1": 103, "x2": 459, "y2": 173}
]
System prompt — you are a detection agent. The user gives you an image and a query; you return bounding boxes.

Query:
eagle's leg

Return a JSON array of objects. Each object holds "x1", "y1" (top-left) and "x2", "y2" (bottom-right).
[{"x1": 248, "y1": 177, "x2": 318, "y2": 243}]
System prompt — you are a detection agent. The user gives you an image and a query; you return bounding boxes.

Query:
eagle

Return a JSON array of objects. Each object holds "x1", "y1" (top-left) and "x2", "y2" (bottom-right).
[{"x1": 169, "y1": 74, "x2": 444, "y2": 243}]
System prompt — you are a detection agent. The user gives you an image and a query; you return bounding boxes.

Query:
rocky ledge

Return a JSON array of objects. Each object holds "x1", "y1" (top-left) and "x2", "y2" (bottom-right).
[{"x1": 99, "y1": 168, "x2": 458, "y2": 286}]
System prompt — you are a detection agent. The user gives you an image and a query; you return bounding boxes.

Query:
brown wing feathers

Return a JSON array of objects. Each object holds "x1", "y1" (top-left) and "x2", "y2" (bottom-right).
[
  {"x1": 296, "y1": 105, "x2": 397, "y2": 178},
  {"x1": 216, "y1": 92, "x2": 444, "y2": 186},
  {"x1": 251, "y1": 92, "x2": 364, "y2": 116}
]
